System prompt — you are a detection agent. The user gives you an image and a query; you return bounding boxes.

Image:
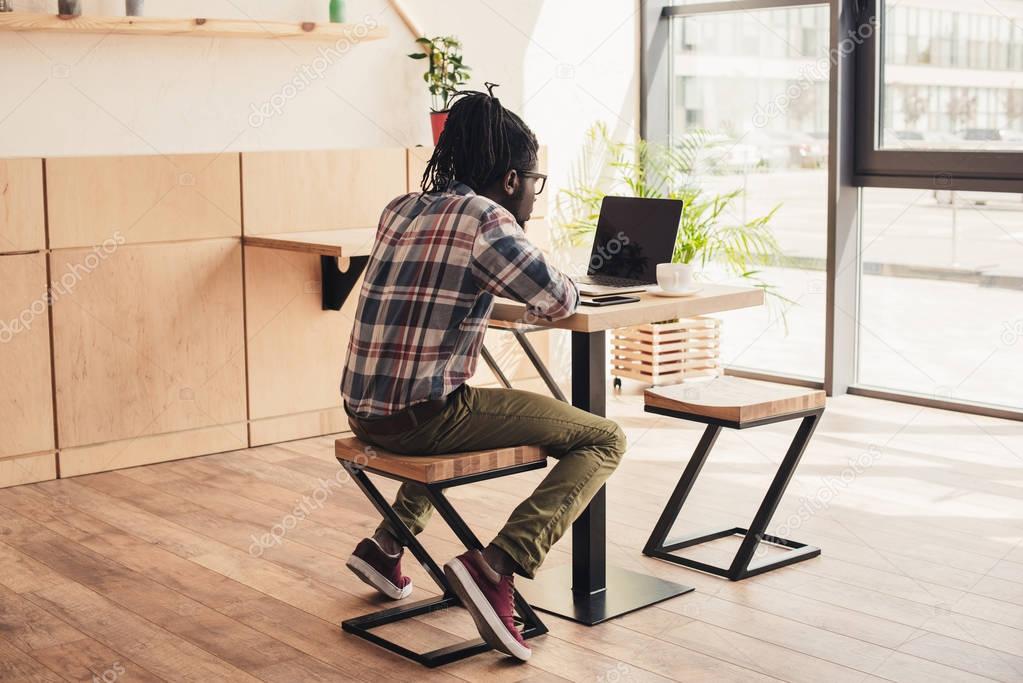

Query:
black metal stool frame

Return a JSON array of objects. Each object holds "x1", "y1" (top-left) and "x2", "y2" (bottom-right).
[
  {"x1": 642, "y1": 406, "x2": 825, "y2": 581},
  {"x1": 339, "y1": 458, "x2": 550, "y2": 667}
]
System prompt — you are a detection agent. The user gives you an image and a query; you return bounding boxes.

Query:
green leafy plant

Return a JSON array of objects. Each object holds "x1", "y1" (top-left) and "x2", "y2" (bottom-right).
[
  {"x1": 408, "y1": 36, "x2": 471, "y2": 112},
  {"x1": 556, "y1": 123, "x2": 788, "y2": 306}
]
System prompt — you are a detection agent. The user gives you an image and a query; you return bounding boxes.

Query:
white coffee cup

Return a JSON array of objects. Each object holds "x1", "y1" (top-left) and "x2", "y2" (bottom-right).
[{"x1": 656, "y1": 263, "x2": 695, "y2": 293}]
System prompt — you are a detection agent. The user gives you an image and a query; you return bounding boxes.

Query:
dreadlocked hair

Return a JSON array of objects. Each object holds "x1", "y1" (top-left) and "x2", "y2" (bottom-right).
[{"x1": 421, "y1": 86, "x2": 539, "y2": 194}]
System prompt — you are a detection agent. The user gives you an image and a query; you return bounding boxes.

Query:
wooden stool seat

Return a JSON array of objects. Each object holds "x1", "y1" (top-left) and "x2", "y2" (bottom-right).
[
  {"x1": 335, "y1": 437, "x2": 547, "y2": 484},
  {"x1": 645, "y1": 376, "x2": 825, "y2": 427}
]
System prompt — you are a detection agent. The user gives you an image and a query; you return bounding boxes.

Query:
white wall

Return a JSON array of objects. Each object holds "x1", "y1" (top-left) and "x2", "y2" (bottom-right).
[
  {"x1": 0, "y1": 0, "x2": 640, "y2": 196},
  {"x1": 1, "y1": 0, "x2": 638, "y2": 388}
]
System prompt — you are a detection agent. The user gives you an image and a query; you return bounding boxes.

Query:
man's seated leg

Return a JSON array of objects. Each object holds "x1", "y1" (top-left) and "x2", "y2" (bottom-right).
[
  {"x1": 346, "y1": 453, "x2": 435, "y2": 599},
  {"x1": 427, "y1": 386, "x2": 626, "y2": 660}
]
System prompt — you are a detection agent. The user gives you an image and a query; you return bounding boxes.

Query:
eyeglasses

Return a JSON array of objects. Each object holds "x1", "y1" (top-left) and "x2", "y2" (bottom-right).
[{"x1": 518, "y1": 170, "x2": 548, "y2": 196}]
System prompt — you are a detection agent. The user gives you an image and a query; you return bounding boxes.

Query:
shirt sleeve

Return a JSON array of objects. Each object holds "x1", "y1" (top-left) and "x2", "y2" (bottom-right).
[{"x1": 470, "y1": 208, "x2": 580, "y2": 321}]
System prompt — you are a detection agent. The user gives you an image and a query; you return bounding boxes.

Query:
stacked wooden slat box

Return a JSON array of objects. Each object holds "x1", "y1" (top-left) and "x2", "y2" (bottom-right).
[{"x1": 612, "y1": 317, "x2": 721, "y2": 387}]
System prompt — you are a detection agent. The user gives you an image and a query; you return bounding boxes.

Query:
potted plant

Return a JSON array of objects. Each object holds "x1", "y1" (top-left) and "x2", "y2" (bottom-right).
[
  {"x1": 408, "y1": 36, "x2": 471, "y2": 144},
  {"x1": 556, "y1": 123, "x2": 786, "y2": 387},
  {"x1": 58, "y1": 0, "x2": 81, "y2": 16}
]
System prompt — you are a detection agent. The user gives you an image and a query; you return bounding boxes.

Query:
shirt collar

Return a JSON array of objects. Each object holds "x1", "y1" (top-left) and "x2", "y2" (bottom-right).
[{"x1": 447, "y1": 181, "x2": 476, "y2": 196}]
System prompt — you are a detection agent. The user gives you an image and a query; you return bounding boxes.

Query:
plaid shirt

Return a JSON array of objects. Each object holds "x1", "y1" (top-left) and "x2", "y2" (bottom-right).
[{"x1": 342, "y1": 182, "x2": 579, "y2": 418}]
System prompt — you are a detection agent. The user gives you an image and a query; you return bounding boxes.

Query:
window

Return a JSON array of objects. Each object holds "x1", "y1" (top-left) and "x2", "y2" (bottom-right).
[
  {"x1": 857, "y1": 188, "x2": 1023, "y2": 410},
  {"x1": 642, "y1": 0, "x2": 1023, "y2": 417},
  {"x1": 854, "y1": 0, "x2": 1023, "y2": 413},
  {"x1": 666, "y1": 3, "x2": 830, "y2": 380},
  {"x1": 858, "y1": 0, "x2": 1023, "y2": 179}
]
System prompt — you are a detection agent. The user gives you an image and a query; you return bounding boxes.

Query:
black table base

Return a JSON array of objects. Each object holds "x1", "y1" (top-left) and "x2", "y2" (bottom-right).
[{"x1": 519, "y1": 565, "x2": 693, "y2": 625}]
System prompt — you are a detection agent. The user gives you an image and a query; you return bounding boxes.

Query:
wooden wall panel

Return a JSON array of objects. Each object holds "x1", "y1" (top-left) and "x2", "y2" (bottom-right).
[
  {"x1": 405, "y1": 146, "x2": 548, "y2": 218},
  {"x1": 0, "y1": 452, "x2": 56, "y2": 488},
  {"x1": 51, "y1": 239, "x2": 247, "y2": 450},
  {"x1": 0, "y1": 253, "x2": 55, "y2": 463},
  {"x1": 249, "y1": 410, "x2": 349, "y2": 448},
  {"x1": 0, "y1": 158, "x2": 45, "y2": 254},
  {"x1": 406, "y1": 146, "x2": 432, "y2": 193},
  {"x1": 242, "y1": 149, "x2": 406, "y2": 235},
  {"x1": 244, "y1": 245, "x2": 360, "y2": 440},
  {"x1": 60, "y1": 424, "x2": 247, "y2": 478},
  {"x1": 46, "y1": 153, "x2": 241, "y2": 248}
]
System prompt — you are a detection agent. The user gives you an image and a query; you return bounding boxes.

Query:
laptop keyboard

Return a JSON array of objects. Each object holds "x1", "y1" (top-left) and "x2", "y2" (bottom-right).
[{"x1": 575, "y1": 274, "x2": 648, "y2": 288}]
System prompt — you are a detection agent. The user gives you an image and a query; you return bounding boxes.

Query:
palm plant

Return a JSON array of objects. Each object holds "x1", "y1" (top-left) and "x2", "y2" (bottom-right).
[{"x1": 556, "y1": 123, "x2": 788, "y2": 305}]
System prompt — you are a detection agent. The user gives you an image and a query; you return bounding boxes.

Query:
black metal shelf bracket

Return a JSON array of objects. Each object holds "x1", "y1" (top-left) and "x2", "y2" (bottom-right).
[{"x1": 321, "y1": 254, "x2": 369, "y2": 311}]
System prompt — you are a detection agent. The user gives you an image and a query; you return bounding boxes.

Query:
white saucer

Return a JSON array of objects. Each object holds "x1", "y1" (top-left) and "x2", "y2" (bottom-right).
[{"x1": 650, "y1": 286, "x2": 702, "y2": 298}]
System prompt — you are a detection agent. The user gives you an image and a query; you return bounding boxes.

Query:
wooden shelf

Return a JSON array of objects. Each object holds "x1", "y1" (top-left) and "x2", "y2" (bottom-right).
[
  {"x1": 0, "y1": 13, "x2": 388, "y2": 42},
  {"x1": 243, "y1": 228, "x2": 377, "y2": 258}
]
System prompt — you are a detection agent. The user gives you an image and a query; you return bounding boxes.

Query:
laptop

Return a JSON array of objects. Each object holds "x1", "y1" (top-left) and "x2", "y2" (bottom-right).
[{"x1": 573, "y1": 196, "x2": 684, "y2": 296}]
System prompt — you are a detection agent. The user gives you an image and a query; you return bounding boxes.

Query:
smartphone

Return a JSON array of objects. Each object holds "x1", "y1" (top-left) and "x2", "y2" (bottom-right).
[{"x1": 580, "y1": 294, "x2": 641, "y2": 307}]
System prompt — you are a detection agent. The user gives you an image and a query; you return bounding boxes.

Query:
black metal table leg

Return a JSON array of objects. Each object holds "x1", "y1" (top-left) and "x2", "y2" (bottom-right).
[
  {"x1": 480, "y1": 344, "x2": 514, "y2": 389},
  {"x1": 512, "y1": 329, "x2": 568, "y2": 402},
  {"x1": 517, "y1": 330, "x2": 694, "y2": 625}
]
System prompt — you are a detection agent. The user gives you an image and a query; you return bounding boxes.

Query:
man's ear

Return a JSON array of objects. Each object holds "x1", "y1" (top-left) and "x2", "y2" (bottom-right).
[{"x1": 502, "y1": 169, "x2": 520, "y2": 197}]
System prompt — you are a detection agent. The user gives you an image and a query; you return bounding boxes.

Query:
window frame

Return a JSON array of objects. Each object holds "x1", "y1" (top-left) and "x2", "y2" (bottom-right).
[{"x1": 853, "y1": 0, "x2": 1023, "y2": 192}]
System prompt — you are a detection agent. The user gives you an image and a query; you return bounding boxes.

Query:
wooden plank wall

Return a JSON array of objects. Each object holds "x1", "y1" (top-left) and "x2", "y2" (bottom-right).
[
  {"x1": 0, "y1": 158, "x2": 56, "y2": 486},
  {"x1": 0, "y1": 146, "x2": 554, "y2": 487},
  {"x1": 46, "y1": 154, "x2": 247, "y2": 477},
  {"x1": 241, "y1": 149, "x2": 406, "y2": 446}
]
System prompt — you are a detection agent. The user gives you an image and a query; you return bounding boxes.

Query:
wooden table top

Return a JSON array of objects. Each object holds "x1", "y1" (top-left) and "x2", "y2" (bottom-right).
[
  {"x1": 243, "y1": 228, "x2": 377, "y2": 258},
  {"x1": 490, "y1": 284, "x2": 765, "y2": 333}
]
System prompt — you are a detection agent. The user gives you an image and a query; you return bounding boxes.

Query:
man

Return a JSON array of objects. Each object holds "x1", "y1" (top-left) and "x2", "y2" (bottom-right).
[{"x1": 341, "y1": 90, "x2": 625, "y2": 662}]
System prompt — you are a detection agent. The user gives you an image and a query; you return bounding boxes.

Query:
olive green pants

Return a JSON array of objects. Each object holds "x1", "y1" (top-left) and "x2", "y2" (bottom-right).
[{"x1": 349, "y1": 385, "x2": 626, "y2": 578}]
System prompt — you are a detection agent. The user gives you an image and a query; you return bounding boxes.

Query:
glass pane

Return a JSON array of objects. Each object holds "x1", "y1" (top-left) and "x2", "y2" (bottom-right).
[
  {"x1": 858, "y1": 187, "x2": 1023, "y2": 410},
  {"x1": 880, "y1": 0, "x2": 1023, "y2": 151},
  {"x1": 669, "y1": 5, "x2": 830, "y2": 380}
]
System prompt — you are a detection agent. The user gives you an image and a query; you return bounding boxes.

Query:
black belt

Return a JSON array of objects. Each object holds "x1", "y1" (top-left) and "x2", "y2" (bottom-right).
[{"x1": 346, "y1": 386, "x2": 463, "y2": 437}]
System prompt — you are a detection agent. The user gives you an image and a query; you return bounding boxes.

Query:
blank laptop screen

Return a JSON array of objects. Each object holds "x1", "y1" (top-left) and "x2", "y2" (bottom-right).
[{"x1": 587, "y1": 196, "x2": 684, "y2": 282}]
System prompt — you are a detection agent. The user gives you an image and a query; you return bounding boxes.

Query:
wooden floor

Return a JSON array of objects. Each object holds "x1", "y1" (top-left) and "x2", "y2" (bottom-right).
[{"x1": 1, "y1": 386, "x2": 1021, "y2": 682}]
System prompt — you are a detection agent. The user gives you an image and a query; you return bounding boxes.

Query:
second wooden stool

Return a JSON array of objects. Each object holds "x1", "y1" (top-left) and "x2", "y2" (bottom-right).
[{"x1": 643, "y1": 377, "x2": 826, "y2": 581}]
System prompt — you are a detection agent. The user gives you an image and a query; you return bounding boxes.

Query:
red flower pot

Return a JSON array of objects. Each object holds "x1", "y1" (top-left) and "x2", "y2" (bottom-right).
[{"x1": 430, "y1": 110, "x2": 449, "y2": 145}]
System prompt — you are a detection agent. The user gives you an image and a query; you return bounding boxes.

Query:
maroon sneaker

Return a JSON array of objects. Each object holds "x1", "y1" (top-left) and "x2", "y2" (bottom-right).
[
  {"x1": 443, "y1": 550, "x2": 531, "y2": 661},
  {"x1": 346, "y1": 538, "x2": 413, "y2": 600}
]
